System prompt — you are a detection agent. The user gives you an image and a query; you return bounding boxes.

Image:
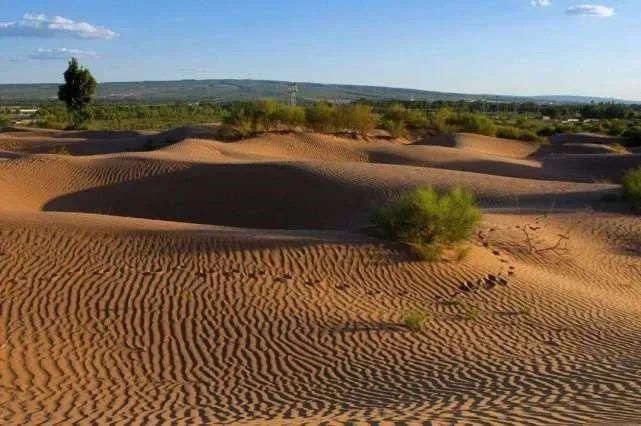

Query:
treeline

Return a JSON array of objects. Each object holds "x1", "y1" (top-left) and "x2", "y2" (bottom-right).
[
  {"x1": 36, "y1": 103, "x2": 224, "y2": 130},
  {"x1": 362, "y1": 99, "x2": 641, "y2": 120},
  {"x1": 221, "y1": 101, "x2": 545, "y2": 143}
]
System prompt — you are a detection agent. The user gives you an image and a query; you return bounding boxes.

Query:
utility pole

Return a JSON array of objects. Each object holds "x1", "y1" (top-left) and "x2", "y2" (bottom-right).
[{"x1": 287, "y1": 83, "x2": 298, "y2": 106}]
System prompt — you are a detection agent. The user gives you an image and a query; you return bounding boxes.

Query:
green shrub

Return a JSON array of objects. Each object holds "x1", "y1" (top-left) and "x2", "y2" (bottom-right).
[
  {"x1": 403, "y1": 309, "x2": 427, "y2": 331},
  {"x1": 272, "y1": 104, "x2": 306, "y2": 128},
  {"x1": 381, "y1": 118, "x2": 407, "y2": 138},
  {"x1": 430, "y1": 107, "x2": 455, "y2": 133},
  {"x1": 452, "y1": 113, "x2": 497, "y2": 136},
  {"x1": 223, "y1": 102, "x2": 255, "y2": 136},
  {"x1": 496, "y1": 126, "x2": 520, "y2": 140},
  {"x1": 0, "y1": 113, "x2": 9, "y2": 130},
  {"x1": 607, "y1": 120, "x2": 627, "y2": 136},
  {"x1": 380, "y1": 104, "x2": 429, "y2": 137},
  {"x1": 623, "y1": 167, "x2": 641, "y2": 212},
  {"x1": 335, "y1": 104, "x2": 377, "y2": 136},
  {"x1": 305, "y1": 102, "x2": 337, "y2": 133},
  {"x1": 371, "y1": 186, "x2": 481, "y2": 261}
]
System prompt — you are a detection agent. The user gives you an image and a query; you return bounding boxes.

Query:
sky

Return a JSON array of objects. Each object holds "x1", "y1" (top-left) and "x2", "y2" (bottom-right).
[{"x1": 0, "y1": 0, "x2": 639, "y2": 100}]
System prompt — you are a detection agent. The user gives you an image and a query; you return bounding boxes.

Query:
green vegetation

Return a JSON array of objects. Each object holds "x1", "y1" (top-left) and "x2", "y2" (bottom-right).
[
  {"x1": 380, "y1": 103, "x2": 428, "y2": 137},
  {"x1": 371, "y1": 187, "x2": 481, "y2": 261},
  {"x1": 0, "y1": 113, "x2": 8, "y2": 130},
  {"x1": 58, "y1": 58, "x2": 97, "y2": 129},
  {"x1": 36, "y1": 103, "x2": 223, "y2": 131},
  {"x1": 622, "y1": 168, "x2": 641, "y2": 212},
  {"x1": 402, "y1": 309, "x2": 427, "y2": 331}
]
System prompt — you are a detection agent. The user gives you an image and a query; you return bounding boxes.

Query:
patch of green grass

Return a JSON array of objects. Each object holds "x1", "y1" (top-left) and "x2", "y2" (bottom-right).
[{"x1": 402, "y1": 309, "x2": 427, "y2": 331}]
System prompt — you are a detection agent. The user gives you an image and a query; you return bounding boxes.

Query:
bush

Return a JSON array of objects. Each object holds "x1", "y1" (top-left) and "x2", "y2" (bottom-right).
[
  {"x1": 0, "y1": 114, "x2": 8, "y2": 130},
  {"x1": 496, "y1": 126, "x2": 542, "y2": 143},
  {"x1": 430, "y1": 107, "x2": 454, "y2": 133},
  {"x1": 272, "y1": 104, "x2": 306, "y2": 128},
  {"x1": 371, "y1": 186, "x2": 481, "y2": 261},
  {"x1": 223, "y1": 103, "x2": 254, "y2": 136},
  {"x1": 403, "y1": 309, "x2": 427, "y2": 331},
  {"x1": 452, "y1": 113, "x2": 497, "y2": 136},
  {"x1": 623, "y1": 167, "x2": 641, "y2": 212},
  {"x1": 380, "y1": 104, "x2": 429, "y2": 138},
  {"x1": 305, "y1": 102, "x2": 337, "y2": 133},
  {"x1": 335, "y1": 104, "x2": 377, "y2": 136}
]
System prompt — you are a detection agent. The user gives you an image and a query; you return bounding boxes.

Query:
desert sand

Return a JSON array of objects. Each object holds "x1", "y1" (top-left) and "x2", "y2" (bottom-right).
[{"x1": 1, "y1": 128, "x2": 641, "y2": 424}]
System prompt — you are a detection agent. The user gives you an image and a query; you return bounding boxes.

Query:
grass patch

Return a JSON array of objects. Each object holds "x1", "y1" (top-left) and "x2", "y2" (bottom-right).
[
  {"x1": 402, "y1": 309, "x2": 427, "y2": 331},
  {"x1": 622, "y1": 167, "x2": 641, "y2": 212},
  {"x1": 47, "y1": 146, "x2": 71, "y2": 155},
  {"x1": 371, "y1": 186, "x2": 481, "y2": 262}
]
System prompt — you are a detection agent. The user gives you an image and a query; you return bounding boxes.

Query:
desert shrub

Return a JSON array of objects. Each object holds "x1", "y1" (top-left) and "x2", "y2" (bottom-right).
[
  {"x1": 430, "y1": 107, "x2": 455, "y2": 133},
  {"x1": 305, "y1": 102, "x2": 337, "y2": 133},
  {"x1": 496, "y1": 126, "x2": 541, "y2": 143},
  {"x1": 607, "y1": 120, "x2": 627, "y2": 136},
  {"x1": 496, "y1": 126, "x2": 520, "y2": 140},
  {"x1": 335, "y1": 104, "x2": 377, "y2": 136},
  {"x1": 405, "y1": 109, "x2": 429, "y2": 129},
  {"x1": 381, "y1": 119, "x2": 407, "y2": 138},
  {"x1": 0, "y1": 113, "x2": 9, "y2": 130},
  {"x1": 381, "y1": 104, "x2": 429, "y2": 137},
  {"x1": 223, "y1": 102, "x2": 255, "y2": 136},
  {"x1": 449, "y1": 112, "x2": 496, "y2": 136},
  {"x1": 271, "y1": 104, "x2": 306, "y2": 128},
  {"x1": 622, "y1": 167, "x2": 641, "y2": 212},
  {"x1": 252, "y1": 99, "x2": 280, "y2": 131},
  {"x1": 371, "y1": 186, "x2": 481, "y2": 261},
  {"x1": 403, "y1": 309, "x2": 427, "y2": 331}
]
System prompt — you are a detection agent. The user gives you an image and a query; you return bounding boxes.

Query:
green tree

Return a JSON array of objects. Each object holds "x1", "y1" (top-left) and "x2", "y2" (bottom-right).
[{"x1": 57, "y1": 58, "x2": 97, "y2": 129}]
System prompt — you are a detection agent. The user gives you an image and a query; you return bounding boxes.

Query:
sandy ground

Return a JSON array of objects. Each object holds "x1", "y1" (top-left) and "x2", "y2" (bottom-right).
[{"x1": 1, "y1": 128, "x2": 641, "y2": 424}]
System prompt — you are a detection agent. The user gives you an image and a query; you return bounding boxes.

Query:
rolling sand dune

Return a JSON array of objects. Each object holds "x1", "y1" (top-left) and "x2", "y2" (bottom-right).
[{"x1": 1, "y1": 129, "x2": 641, "y2": 424}]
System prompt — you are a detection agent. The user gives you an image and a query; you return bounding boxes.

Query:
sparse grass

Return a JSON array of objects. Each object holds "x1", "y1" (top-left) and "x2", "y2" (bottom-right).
[
  {"x1": 47, "y1": 146, "x2": 71, "y2": 155},
  {"x1": 402, "y1": 309, "x2": 427, "y2": 331},
  {"x1": 460, "y1": 304, "x2": 481, "y2": 321},
  {"x1": 371, "y1": 186, "x2": 481, "y2": 262},
  {"x1": 454, "y1": 245, "x2": 472, "y2": 262},
  {"x1": 622, "y1": 167, "x2": 641, "y2": 212}
]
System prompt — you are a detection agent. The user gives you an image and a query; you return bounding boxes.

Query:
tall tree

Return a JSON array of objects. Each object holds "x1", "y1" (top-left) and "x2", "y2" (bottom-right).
[{"x1": 58, "y1": 58, "x2": 97, "y2": 129}]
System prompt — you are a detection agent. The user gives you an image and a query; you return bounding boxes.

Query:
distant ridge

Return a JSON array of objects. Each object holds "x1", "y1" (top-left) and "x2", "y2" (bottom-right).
[{"x1": 0, "y1": 79, "x2": 637, "y2": 105}]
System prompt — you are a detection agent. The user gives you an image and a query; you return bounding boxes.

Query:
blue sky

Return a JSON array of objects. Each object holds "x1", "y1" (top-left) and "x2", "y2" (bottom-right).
[{"x1": 1, "y1": 1, "x2": 639, "y2": 99}]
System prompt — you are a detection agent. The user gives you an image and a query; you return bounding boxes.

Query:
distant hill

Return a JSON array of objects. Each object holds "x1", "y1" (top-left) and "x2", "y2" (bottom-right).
[{"x1": 0, "y1": 79, "x2": 636, "y2": 105}]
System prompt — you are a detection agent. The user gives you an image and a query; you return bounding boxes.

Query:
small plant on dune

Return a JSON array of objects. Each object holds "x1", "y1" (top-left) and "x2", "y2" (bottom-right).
[
  {"x1": 371, "y1": 186, "x2": 481, "y2": 261},
  {"x1": 622, "y1": 167, "x2": 641, "y2": 212},
  {"x1": 403, "y1": 309, "x2": 427, "y2": 331}
]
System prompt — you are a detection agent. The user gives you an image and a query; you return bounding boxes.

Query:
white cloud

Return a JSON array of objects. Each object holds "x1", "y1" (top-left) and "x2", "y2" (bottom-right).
[
  {"x1": 566, "y1": 4, "x2": 615, "y2": 17},
  {"x1": 531, "y1": 0, "x2": 551, "y2": 7},
  {"x1": 0, "y1": 13, "x2": 117, "y2": 39},
  {"x1": 27, "y1": 48, "x2": 98, "y2": 61}
]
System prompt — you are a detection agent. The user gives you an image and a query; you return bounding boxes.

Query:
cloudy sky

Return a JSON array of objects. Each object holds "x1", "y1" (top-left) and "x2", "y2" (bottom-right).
[{"x1": 0, "y1": 0, "x2": 638, "y2": 100}]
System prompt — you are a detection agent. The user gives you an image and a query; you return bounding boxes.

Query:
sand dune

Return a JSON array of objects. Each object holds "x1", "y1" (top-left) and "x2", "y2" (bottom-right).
[{"x1": 1, "y1": 129, "x2": 640, "y2": 424}]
